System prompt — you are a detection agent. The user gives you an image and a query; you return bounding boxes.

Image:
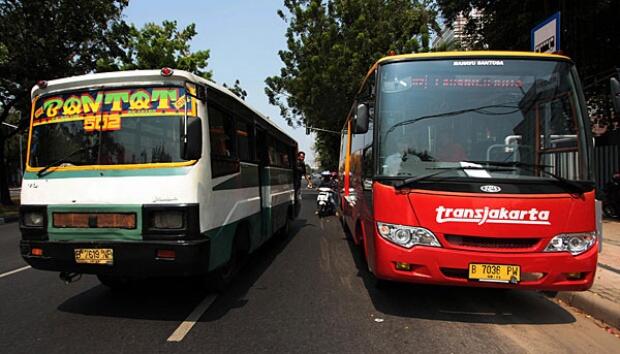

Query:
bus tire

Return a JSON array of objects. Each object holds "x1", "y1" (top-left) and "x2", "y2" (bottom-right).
[
  {"x1": 278, "y1": 206, "x2": 292, "y2": 238},
  {"x1": 211, "y1": 227, "x2": 248, "y2": 292},
  {"x1": 97, "y1": 274, "x2": 133, "y2": 290}
]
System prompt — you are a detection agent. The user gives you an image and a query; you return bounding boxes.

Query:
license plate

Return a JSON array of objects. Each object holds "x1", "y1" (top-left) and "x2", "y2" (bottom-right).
[
  {"x1": 74, "y1": 248, "x2": 113, "y2": 265},
  {"x1": 318, "y1": 194, "x2": 329, "y2": 201},
  {"x1": 468, "y1": 263, "x2": 520, "y2": 283}
]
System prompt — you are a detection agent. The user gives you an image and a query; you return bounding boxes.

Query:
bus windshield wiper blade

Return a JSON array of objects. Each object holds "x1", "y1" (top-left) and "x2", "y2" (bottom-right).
[
  {"x1": 463, "y1": 160, "x2": 587, "y2": 194},
  {"x1": 37, "y1": 144, "x2": 96, "y2": 177},
  {"x1": 393, "y1": 165, "x2": 513, "y2": 189}
]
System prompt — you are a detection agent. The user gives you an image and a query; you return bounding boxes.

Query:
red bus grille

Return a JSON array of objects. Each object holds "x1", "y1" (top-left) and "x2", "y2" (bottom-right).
[{"x1": 444, "y1": 234, "x2": 540, "y2": 251}]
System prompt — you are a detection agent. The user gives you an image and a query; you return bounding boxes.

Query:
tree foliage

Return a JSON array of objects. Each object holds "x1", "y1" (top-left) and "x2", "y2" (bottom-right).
[
  {"x1": 223, "y1": 79, "x2": 248, "y2": 100},
  {"x1": 266, "y1": 0, "x2": 437, "y2": 169},
  {"x1": 98, "y1": 20, "x2": 213, "y2": 80},
  {"x1": 0, "y1": 0, "x2": 128, "y2": 204},
  {"x1": 435, "y1": 0, "x2": 620, "y2": 138},
  {"x1": 435, "y1": 0, "x2": 620, "y2": 80}
]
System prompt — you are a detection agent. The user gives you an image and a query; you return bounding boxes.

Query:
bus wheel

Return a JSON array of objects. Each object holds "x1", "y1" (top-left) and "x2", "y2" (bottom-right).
[
  {"x1": 211, "y1": 231, "x2": 247, "y2": 292},
  {"x1": 280, "y1": 210, "x2": 292, "y2": 237},
  {"x1": 97, "y1": 274, "x2": 133, "y2": 290}
]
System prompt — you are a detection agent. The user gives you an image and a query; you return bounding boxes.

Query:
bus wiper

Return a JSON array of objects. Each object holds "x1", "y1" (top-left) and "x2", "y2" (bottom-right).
[
  {"x1": 37, "y1": 143, "x2": 97, "y2": 177},
  {"x1": 393, "y1": 165, "x2": 513, "y2": 189},
  {"x1": 463, "y1": 160, "x2": 588, "y2": 194}
]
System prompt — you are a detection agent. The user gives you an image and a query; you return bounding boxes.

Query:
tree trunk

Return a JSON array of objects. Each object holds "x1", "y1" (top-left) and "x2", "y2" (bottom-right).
[{"x1": 0, "y1": 135, "x2": 14, "y2": 206}]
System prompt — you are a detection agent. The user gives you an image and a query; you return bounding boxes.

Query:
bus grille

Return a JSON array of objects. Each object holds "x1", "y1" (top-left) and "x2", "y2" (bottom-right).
[
  {"x1": 444, "y1": 234, "x2": 540, "y2": 251},
  {"x1": 53, "y1": 213, "x2": 136, "y2": 229}
]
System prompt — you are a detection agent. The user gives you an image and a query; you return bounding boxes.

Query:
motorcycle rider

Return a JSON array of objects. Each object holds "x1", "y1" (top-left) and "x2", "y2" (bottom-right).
[{"x1": 316, "y1": 170, "x2": 337, "y2": 215}]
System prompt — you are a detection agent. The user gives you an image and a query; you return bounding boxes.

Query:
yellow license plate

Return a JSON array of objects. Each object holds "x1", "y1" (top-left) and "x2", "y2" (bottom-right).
[
  {"x1": 74, "y1": 248, "x2": 113, "y2": 265},
  {"x1": 469, "y1": 263, "x2": 520, "y2": 283}
]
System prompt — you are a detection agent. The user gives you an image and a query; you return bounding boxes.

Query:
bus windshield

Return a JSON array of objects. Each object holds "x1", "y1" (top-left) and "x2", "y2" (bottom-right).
[
  {"x1": 376, "y1": 59, "x2": 590, "y2": 181},
  {"x1": 29, "y1": 86, "x2": 197, "y2": 168}
]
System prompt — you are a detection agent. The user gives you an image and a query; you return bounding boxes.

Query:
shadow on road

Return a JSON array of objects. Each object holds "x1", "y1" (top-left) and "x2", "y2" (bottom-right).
[
  {"x1": 201, "y1": 217, "x2": 313, "y2": 321},
  {"x1": 57, "y1": 217, "x2": 312, "y2": 322},
  {"x1": 342, "y1": 225, "x2": 577, "y2": 325}
]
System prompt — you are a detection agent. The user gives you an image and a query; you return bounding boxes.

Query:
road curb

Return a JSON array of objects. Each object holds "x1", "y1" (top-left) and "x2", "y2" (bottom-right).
[
  {"x1": 0, "y1": 215, "x2": 19, "y2": 225},
  {"x1": 558, "y1": 291, "x2": 620, "y2": 329}
]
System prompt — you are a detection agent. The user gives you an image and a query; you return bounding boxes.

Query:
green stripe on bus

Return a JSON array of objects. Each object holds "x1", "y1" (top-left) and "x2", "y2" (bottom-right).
[
  {"x1": 213, "y1": 164, "x2": 260, "y2": 190},
  {"x1": 23, "y1": 167, "x2": 192, "y2": 179},
  {"x1": 203, "y1": 212, "x2": 263, "y2": 271}
]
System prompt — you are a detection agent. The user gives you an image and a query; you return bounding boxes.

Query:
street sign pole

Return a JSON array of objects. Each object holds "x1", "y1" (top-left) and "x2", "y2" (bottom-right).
[{"x1": 1, "y1": 120, "x2": 23, "y2": 180}]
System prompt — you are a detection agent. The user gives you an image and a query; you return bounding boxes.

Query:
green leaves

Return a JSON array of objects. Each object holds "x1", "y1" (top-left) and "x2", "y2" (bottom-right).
[
  {"x1": 266, "y1": 0, "x2": 437, "y2": 169},
  {"x1": 100, "y1": 20, "x2": 213, "y2": 80}
]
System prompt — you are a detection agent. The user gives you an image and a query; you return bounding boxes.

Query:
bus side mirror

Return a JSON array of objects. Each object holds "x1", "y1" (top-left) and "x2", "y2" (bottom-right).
[
  {"x1": 611, "y1": 77, "x2": 620, "y2": 113},
  {"x1": 354, "y1": 103, "x2": 369, "y2": 134},
  {"x1": 183, "y1": 118, "x2": 202, "y2": 160}
]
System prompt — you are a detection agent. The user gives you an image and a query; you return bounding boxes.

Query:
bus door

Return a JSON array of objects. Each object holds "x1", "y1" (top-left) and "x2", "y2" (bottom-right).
[{"x1": 256, "y1": 128, "x2": 270, "y2": 239}]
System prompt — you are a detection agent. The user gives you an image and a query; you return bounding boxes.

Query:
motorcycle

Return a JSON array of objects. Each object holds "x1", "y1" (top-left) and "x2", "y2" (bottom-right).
[
  {"x1": 316, "y1": 186, "x2": 336, "y2": 217},
  {"x1": 603, "y1": 172, "x2": 620, "y2": 219}
]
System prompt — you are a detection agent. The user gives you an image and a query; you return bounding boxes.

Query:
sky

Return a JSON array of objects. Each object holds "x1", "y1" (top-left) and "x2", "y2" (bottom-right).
[{"x1": 124, "y1": 0, "x2": 317, "y2": 166}]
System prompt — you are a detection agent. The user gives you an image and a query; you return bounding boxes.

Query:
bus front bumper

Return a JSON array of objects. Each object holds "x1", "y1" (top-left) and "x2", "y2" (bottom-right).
[
  {"x1": 373, "y1": 239, "x2": 598, "y2": 291},
  {"x1": 19, "y1": 239, "x2": 210, "y2": 278}
]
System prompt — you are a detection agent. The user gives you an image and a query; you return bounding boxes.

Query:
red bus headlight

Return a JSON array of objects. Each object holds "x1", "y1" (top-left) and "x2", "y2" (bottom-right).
[
  {"x1": 544, "y1": 232, "x2": 596, "y2": 255},
  {"x1": 377, "y1": 222, "x2": 441, "y2": 249}
]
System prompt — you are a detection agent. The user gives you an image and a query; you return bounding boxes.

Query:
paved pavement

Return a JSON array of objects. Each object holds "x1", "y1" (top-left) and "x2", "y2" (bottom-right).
[
  {"x1": 558, "y1": 219, "x2": 620, "y2": 329},
  {"x1": 0, "y1": 196, "x2": 619, "y2": 353}
]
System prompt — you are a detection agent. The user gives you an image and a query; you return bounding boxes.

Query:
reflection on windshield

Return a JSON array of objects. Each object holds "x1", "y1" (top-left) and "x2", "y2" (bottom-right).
[{"x1": 377, "y1": 59, "x2": 587, "y2": 181}]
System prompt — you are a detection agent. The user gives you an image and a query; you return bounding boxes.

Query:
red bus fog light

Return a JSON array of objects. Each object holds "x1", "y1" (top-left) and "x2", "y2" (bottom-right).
[{"x1": 395, "y1": 262, "x2": 412, "y2": 271}]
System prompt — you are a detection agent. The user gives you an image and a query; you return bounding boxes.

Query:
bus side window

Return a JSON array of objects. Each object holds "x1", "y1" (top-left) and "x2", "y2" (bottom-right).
[
  {"x1": 208, "y1": 104, "x2": 239, "y2": 177},
  {"x1": 267, "y1": 136, "x2": 278, "y2": 166},
  {"x1": 237, "y1": 120, "x2": 253, "y2": 162}
]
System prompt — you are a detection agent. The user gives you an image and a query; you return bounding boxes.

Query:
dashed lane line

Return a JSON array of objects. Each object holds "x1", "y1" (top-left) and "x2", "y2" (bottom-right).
[
  {"x1": 167, "y1": 294, "x2": 218, "y2": 342},
  {"x1": 0, "y1": 265, "x2": 32, "y2": 279}
]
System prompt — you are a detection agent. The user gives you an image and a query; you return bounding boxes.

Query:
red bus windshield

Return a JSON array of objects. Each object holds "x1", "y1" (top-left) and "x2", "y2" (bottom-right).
[{"x1": 376, "y1": 59, "x2": 591, "y2": 182}]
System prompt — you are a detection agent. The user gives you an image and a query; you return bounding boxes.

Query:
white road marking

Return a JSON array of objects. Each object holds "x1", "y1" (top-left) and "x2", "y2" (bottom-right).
[
  {"x1": 167, "y1": 294, "x2": 217, "y2": 342},
  {"x1": 0, "y1": 265, "x2": 31, "y2": 279}
]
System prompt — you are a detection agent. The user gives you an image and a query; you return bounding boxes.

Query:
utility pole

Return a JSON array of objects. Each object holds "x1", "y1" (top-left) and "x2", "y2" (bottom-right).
[{"x1": 1, "y1": 120, "x2": 23, "y2": 181}]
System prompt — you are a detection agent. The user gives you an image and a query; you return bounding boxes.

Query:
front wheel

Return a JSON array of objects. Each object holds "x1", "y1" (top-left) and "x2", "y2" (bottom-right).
[{"x1": 603, "y1": 203, "x2": 619, "y2": 218}]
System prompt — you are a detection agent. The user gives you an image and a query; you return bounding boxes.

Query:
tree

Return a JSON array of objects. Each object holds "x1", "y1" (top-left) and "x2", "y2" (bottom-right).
[
  {"x1": 435, "y1": 0, "x2": 620, "y2": 138},
  {"x1": 0, "y1": 0, "x2": 129, "y2": 205},
  {"x1": 223, "y1": 79, "x2": 248, "y2": 100},
  {"x1": 266, "y1": 0, "x2": 437, "y2": 170},
  {"x1": 99, "y1": 20, "x2": 213, "y2": 80}
]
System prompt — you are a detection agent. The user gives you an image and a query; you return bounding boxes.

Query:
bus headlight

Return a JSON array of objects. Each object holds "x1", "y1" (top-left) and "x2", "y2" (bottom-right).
[
  {"x1": 23, "y1": 211, "x2": 45, "y2": 227},
  {"x1": 544, "y1": 232, "x2": 596, "y2": 255},
  {"x1": 377, "y1": 222, "x2": 441, "y2": 249}
]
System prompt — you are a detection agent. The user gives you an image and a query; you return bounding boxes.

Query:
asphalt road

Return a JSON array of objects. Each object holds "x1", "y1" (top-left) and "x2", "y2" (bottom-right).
[{"x1": 0, "y1": 195, "x2": 618, "y2": 353}]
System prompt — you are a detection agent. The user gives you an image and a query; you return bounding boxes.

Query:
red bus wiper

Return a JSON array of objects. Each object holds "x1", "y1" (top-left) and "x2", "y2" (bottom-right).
[
  {"x1": 393, "y1": 165, "x2": 514, "y2": 189},
  {"x1": 463, "y1": 160, "x2": 588, "y2": 194}
]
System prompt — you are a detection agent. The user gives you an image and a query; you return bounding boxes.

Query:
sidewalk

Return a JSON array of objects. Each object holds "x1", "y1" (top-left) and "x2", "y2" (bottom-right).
[{"x1": 558, "y1": 219, "x2": 620, "y2": 329}]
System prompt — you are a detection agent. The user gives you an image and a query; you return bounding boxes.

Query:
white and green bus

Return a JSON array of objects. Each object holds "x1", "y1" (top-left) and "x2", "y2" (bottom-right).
[{"x1": 19, "y1": 68, "x2": 299, "y2": 289}]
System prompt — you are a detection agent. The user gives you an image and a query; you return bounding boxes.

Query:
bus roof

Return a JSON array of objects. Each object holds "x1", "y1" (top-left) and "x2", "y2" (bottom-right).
[
  {"x1": 375, "y1": 51, "x2": 572, "y2": 66},
  {"x1": 31, "y1": 69, "x2": 297, "y2": 146}
]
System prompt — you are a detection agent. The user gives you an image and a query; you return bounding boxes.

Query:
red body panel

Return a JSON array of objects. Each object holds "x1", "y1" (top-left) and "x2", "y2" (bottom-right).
[{"x1": 356, "y1": 182, "x2": 598, "y2": 291}]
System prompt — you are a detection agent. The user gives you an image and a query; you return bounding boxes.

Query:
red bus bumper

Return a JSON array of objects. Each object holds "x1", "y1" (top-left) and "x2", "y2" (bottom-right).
[{"x1": 373, "y1": 236, "x2": 597, "y2": 291}]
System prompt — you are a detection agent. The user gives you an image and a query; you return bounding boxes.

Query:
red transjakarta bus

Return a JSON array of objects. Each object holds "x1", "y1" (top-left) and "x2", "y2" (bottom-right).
[{"x1": 339, "y1": 51, "x2": 600, "y2": 291}]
